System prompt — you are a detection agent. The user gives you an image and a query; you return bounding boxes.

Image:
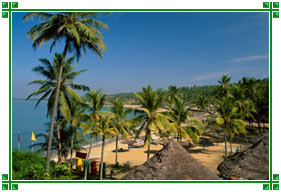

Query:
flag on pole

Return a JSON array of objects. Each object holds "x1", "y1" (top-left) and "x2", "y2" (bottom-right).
[
  {"x1": 18, "y1": 131, "x2": 20, "y2": 142},
  {"x1": 17, "y1": 131, "x2": 20, "y2": 151},
  {"x1": 31, "y1": 131, "x2": 37, "y2": 142}
]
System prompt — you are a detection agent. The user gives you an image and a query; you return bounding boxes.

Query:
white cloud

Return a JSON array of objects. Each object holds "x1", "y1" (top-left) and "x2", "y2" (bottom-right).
[
  {"x1": 228, "y1": 55, "x2": 268, "y2": 63},
  {"x1": 188, "y1": 66, "x2": 266, "y2": 84}
]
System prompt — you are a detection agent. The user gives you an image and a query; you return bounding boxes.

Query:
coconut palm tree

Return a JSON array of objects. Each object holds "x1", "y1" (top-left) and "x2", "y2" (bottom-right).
[
  {"x1": 215, "y1": 96, "x2": 246, "y2": 159},
  {"x1": 93, "y1": 115, "x2": 118, "y2": 180},
  {"x1": 24, "y1": 12, "x2": 108, "y2": 172},
  {"x1": 111, "y1": 97, "x2": 131, "y2": 166},
  {"x1": 60, "y1": 98, "x2": 85, "y2": 168},
  {"x1": 26, "y1": 54, "x2": 89, "y2": 161},
  {"x1": 166, "y1": 85, "x2": 182, "y2": 104},
  {"x1": 81, "y1": 89, "x2": 107, "y2": 180},
  {"x1": 196, "y1": 94, "x2": 209, "y2": 112},
  {"x1": 133, "y1": 85, "x2": 171, "y2": 160},
  {"x1": 217, "y1": 74, "x2": 231, "y2": 98},
  {"x1": 232, "y1": 83, "x2": 256, "y2": 146},
  {"x1": 168, "y1": 96, "x2": 201, "y2": 142}
]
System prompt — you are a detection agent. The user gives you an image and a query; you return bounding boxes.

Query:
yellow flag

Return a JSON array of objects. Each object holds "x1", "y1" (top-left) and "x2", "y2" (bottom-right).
[{"x1": 31, "y1": 131, "x2": 37, "y2": 142}]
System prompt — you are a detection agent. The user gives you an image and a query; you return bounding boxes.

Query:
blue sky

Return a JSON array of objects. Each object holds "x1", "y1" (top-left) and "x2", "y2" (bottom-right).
[{"x1": 12, "y1": 12, "x2": 269, "y2": 98}]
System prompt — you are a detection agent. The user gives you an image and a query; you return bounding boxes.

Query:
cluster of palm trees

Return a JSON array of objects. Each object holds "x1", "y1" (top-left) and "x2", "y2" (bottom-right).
[
  {"x1": 23, "y1": 12, "x2": 109, "y2": 174},
  {"x1": 215, "y1": 75, "x2": 268, "y2": 159}
]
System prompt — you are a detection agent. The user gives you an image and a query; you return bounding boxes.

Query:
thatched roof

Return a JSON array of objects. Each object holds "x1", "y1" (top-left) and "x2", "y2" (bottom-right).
[
  {"x1": 217, "y1": 133, "x2": 269, "y2": 180},
  {"x1": 122, "y1": 141, "x2": 220, "y2": 180}
]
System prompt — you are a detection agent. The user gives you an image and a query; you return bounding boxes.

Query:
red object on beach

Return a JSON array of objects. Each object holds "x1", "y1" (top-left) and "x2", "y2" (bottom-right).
[{"x1": 91, "y1": 161, "x2": 97, "y2": 176}]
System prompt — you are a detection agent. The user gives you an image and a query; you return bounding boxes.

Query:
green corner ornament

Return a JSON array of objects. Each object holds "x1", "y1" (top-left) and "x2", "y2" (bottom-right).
[
  {"x1": 273, "y1": 2, "x2": 279, "y2": 8},
  {"x1": 2, "y1": 12, "x2": 9, "y2": 18},
  {"x1": 263, "y1": 184, "x2": 269, "y2": 190},
  {"x1": 12, "y1": 2, "x2": 18, "y2": 8},
  {"x1": 273, "y1": 174, "x2": 280, "y2": 180},
  {"x1": 273, "y1": 12, "x2": 279, "y2": 18},
  {"x1": 12, "y1": 184, "x2": 18, "y2": 190},
  {"x1": 2, "y1": 184, "x2": 8, "y2": 190},
  {"x1": 263, "y1": 2, "x2": 270, "y2": 8},
  {"x1": 2, "y1": 2, "x2": 8, "y2": 8},
  {"x1": 273, "y1": 184, "x2": 279, "y2": 190},
  {"x1": 2, "y1": 174, "x2": 8, "y2": 180}
]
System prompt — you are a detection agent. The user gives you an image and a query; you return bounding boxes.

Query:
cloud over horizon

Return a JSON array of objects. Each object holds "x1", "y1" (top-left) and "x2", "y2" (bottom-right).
[{"x1": 228, "y1": 54, "x2": 268, "y2": 63}]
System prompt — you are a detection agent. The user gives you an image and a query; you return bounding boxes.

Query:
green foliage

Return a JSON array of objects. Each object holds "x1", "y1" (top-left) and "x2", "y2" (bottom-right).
[
  {"x1": 12, "y1": 151, "x2": 75, "y2": 180},
  {"x1": 23, "y1": 12, "x2": 109, "y2": 60},
  {"x1": 26, "y1": 53, "x2": 89, "y2": 116},
  {"x1": 52, "y1": 164, "x2": 72, "y2": 178},
  {"x1": 133, "y1": 85, "x2": 171, "y2": 146},
  {"x1": 12, "y1": 151, "x2": 52, "y2": 180}
]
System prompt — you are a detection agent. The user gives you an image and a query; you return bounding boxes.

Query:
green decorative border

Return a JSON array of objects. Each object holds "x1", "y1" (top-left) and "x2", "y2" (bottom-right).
[{"x1": 1, "y1": 1, "x2": 280, "y2": 190}]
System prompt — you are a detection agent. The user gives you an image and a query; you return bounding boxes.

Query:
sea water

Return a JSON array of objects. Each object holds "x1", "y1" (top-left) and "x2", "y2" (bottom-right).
[{"x1": 12, "y1": 100, "x2": 137, "y2": 151}]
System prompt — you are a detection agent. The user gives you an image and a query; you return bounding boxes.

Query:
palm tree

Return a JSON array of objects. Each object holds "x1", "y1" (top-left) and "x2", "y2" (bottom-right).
[
  {"x1": 81, "y1": 89, "x2": 106, "y2": 180},
  {"x1": 111, "y1": 97, "x2": 131, "y2": 166},
  {"x1": 215, "y1": 96, "x2": 246, "y2": 159},
  {"x1": 166, "y1": 85, "x2": 181, "y2": 104},
  {"x1": 232, "y1": 84, "x2": 256, "y2": 146},
  {"x1": 196, "y1": 94, "x2": 209, "y2": 112},
  {"x1": 168, "y1": 96, "x2": 201, "y2": 142},
  {"x1": 93, "y1": 115, "x2": 118, "y2": 180},
  {"x1": 217, "y1": 74, "x2": 231, "y2": 98},
  {"x1": 24, "y1": 12, "x2": 108, "y2": 172},
  {"x1": 133, "y1": 85, "x2": 171, "y2": 160},
  {"x1": 26, "y1": 54, "x2": 89, "y2": 161},
  {"x1": 60, "y1": 98, "x2": 85, "y2": 168}
]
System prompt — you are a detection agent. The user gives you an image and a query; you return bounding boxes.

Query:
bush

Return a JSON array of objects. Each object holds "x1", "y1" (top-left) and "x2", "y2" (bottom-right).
[
  {"x1": 12, "y1": 151, "x2": 76, "y2": 180},
  {"x1": 52, "y1": 164, "x2": 71, "y2": 178},
  {"x1": 12, "y1": 151, "x2": 50, "y2": 180}
]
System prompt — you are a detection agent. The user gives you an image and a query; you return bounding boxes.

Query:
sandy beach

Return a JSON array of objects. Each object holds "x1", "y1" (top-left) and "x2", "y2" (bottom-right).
[{"x1": 71, "y1": 138, "x2": 242, "y2": 179}]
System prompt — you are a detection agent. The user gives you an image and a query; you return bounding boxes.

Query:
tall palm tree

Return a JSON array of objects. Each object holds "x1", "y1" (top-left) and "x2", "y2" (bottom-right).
[
  {"x1": 111, "y1": 98, "x2": 131, "y2": 166},
  {"x1": 60, "y1": 98, "x2": 85, "y2": 168},
  {"x1": 81, "y1": 89, "x2": 106, "y2": 180},
  {"x1": 232, "y1": 84, "x2": 256, "y2": 145},
  {"x1": 133, "y1": 85, "x2": 171, "y2": 160},
  {"x1": 26, "y1": 54, "x2": 89, "y2": 161},
  {"x1": 168, "y1": 96, "x2": 201, "y2": 142},
  {"x1": 93, "y1": 115, "x2": 118, "y2": 180},
  {"x1": 24, "y1": 12, "x2": 108, "y2": 172},
  {"x1": 215, "y1": 96, "x2": 246, "y2": 159}
]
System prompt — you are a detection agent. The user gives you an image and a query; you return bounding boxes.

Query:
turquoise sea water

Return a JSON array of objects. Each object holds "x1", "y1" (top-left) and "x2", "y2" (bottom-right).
[
  {"x1": 12, "y1": 101, "x2": 137, "y2": 151},
  {"x1": 12, "y1": 101, "x2": 50, "y2": 151}
]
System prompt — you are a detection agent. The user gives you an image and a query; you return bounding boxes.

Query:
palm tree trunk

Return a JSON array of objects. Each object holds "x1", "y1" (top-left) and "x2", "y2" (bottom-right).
[
  {"x1": 70, "y1": 134, "x2": 74, "y2": 169},
  {"x1": 84, "y1": 137, "x2": 93, "y2": 180},
  {"x1": 147, "y1": 143, "x2": 151, "y2": 161},
  {"x1": 224, "y1": 124, "x2": 228, "y2": 160},
  {"x1": 57, "y1": 110, "x2": 62, "y2": 162},
  {"x1": 46, "y1": 64, "x2": 63, "y2": 173},
  {"x1": 100, "y1": 136, "x2": 105, "y2": 180},
  {"x1": 115, "y1": 135, "x2": 119, "y2": 166},
  {"x1": 46, "y1": 43, "x2": 69, "y2": 173}
]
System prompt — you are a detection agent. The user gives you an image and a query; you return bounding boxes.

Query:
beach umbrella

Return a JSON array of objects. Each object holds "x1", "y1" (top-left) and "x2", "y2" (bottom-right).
[
  {"x1": 122, "y1": 141, "x2": 221, "y2": 180},
  {"x1": 217, "y1": 133, "x2": 269, "y2": 180}
]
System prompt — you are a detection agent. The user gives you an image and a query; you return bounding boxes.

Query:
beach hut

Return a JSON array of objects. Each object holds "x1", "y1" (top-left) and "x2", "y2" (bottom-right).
[
  {"x1": 122, "y1": 141, "x2": 221, "y2": 180},
  {"x1": 217, "y1": 133, "x2": 269, "y2": 180}
]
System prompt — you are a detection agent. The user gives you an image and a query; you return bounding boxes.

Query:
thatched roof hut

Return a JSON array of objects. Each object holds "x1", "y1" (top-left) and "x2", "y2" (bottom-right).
[
  {"x1": 217, "y1": 133, "x2": 269, "y2": 180},
  {"x1": 122, "y1": 141, "x2": 220, "y2": 180}
]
